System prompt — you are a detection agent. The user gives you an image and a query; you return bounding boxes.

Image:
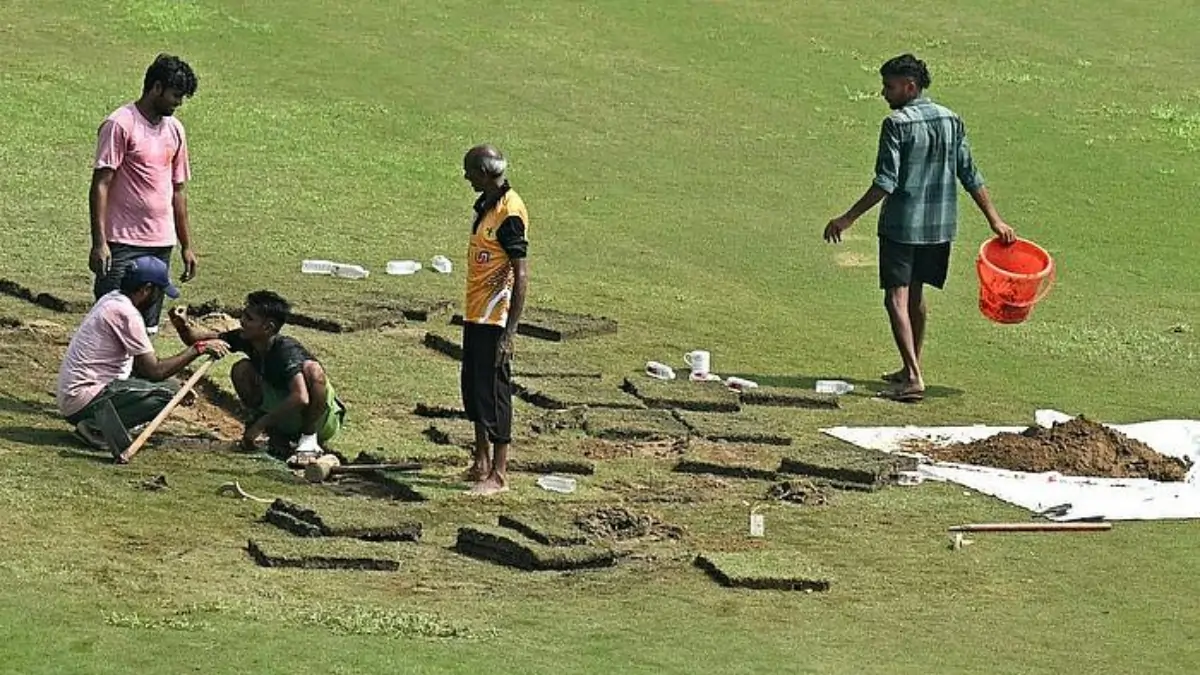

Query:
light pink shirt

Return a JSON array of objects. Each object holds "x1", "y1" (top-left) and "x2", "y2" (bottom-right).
[
  {"x1": 57, "y1": 292, "x2": 155, "y2": 417},
  {"x1": 94, "y1": 103, "x2": 191, "y2": 247}
]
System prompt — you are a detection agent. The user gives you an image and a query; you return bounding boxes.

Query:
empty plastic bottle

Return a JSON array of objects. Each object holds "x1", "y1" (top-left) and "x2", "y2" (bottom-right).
[
  {"x1": 430, "y1": 255, "x2": 453, "y2": 274},
  {"x1": 536, "y1": 475, "x2": 577, "y2": 494},
  {"x1": 815, "y1": 380, "x2": 854, "y2": 395},
  {"x1": 645, "y1": 361, "x2": 676, "y2": 380},
  {"x1": 301, "y1": 260, "x2": 335, "y2": 275},
  {"x1": 331, "y1": 264, "x2": 370, "y2": 279},
  {"x1": 386, "y1": 260, "x2": 422, "y2": 275}
]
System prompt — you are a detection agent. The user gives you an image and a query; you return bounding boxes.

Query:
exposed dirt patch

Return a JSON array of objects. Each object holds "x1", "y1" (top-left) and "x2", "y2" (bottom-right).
[
  {"x1": 927, "y1": 417, "x2": 1192, "y2": 481},
  {"x1": 574, "y1": 507, "x2": 684, "y2": 541},
  {"x1": 165, "y1": 388, "x2": 244, "y2": 442},
  {"x1": 578, "y1": 437, "x2": 687, "y2": 460},
  {"x1": 0, "y1": 279, "x2": 90, "y2": 313},
  {"x1": 766, "y1": 479, "x2": 829, "y2": 505}
]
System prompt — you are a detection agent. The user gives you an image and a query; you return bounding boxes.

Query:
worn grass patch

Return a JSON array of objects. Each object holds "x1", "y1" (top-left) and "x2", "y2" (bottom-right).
[
  {"x1": 778, "y1": 438, "x2": 916, "y2": 491},
  {"x1": 673, "y1": 410, "x2": 792, "y2": 445},
  {"x1": 454, "y1": 526, "x2": 617, "y2": 571},
  {"x1": 246, "y1": 536, "x2": 406, "y2": 571},
  {"x1": 514, "y1": 376, "x2": 642, "y2": 410},
  {"x1": 694, "y1": 551, "x2": 832, "y2": 592},
  {"x1": 582, "y1": 408, "x2": 690, "y2": 441},
  {"x1": 621, "y1": 377, "x2": 740, "y2": 413},
  {"x1": 674, "y1": 441, "x2": 782, "y2": 481},
  {"x1": 497, "y1": 513, "x2": 589, "y2": 547}
]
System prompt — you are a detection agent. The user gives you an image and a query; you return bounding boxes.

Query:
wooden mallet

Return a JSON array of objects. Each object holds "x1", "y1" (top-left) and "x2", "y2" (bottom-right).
[
  {"x1": 117, "y1": 359, "x2": 216, "y2": 464},
  {"x1": 304, "y1": 458, "x2": 424, "y2": 483}
]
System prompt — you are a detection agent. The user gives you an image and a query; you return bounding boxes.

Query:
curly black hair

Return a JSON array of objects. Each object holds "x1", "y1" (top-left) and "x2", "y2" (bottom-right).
[
  {"x1": 143, "y1": 54, "x2": 198, "y2": 97},
  {"x1": 880, "y1": 54, "x2": 931, "y2": 90},
  {"x1": 245, "y1": 290, "x2": 291, "y2": 332}
]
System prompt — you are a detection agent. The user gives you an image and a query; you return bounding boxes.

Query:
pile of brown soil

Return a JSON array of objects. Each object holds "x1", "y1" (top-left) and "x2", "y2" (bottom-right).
[
  {"x1": 574, "y1": 507, "x2": 683, "y2": 541},
  {"x1": 928, "y1": 417, "x2": 1191, "y2": 481}
]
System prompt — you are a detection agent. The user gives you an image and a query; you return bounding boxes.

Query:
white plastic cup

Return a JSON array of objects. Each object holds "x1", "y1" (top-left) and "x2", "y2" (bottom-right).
[
  {"x1": 815, "y1": 380, "x2": 854, "y2": 395},
  {"x1": 386, "y1": 260, "x2": 422, "y2": 276},
  {"x1": 645, "y1": 361, "x2": 676, "y2": 380},
  {"x1": 430, "y1": 255, "x2": 453, "y2": 274}
]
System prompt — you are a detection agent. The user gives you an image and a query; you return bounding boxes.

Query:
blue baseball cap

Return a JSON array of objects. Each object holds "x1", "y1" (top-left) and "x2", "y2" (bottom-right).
[{"x1": 126, "y1": 256, "x2": 180, "y2": 298}]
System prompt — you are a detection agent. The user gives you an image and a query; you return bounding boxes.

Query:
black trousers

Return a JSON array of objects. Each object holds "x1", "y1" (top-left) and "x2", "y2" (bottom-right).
[
  {"x1": 460, "y1": 322, "x2": 513, "y2": 444},
  {"x1": 93, "y1": 243, "x2": 173, "y2": 329}
]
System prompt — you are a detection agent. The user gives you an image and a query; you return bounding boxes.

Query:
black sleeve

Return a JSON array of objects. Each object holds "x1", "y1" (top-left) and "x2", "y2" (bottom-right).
[
  {"x1": 265, "y1": 337, "x2": 312, "y2": 390},
  {"x1": 496, "y1": 215, "x2": 528, "y2": 259},
  {"x1": 218, "y1": 329, "x2": 250, "y2": 354}
]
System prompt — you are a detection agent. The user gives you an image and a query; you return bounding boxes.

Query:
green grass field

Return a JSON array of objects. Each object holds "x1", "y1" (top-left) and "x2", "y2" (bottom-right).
[{"x1": 2, "y1": 1, "x2": 1200, "y2": 673}]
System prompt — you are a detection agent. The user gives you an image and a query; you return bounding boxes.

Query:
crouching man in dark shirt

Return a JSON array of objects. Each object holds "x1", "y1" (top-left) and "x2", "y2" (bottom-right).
[{"x1": 170, "y1": 290, "x2": 345, "y2": 461}]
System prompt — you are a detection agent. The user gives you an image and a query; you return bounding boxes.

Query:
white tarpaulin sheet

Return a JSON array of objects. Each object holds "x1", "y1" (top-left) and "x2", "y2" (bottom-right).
[{"x1": 822, "y1": 410, "x2": 1200, "y2": 522}]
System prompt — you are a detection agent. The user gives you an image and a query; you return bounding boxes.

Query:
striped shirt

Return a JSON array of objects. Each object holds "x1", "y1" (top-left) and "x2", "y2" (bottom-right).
[{"x1": 873, "y1": 97, "x2": 984, "y2": 245}]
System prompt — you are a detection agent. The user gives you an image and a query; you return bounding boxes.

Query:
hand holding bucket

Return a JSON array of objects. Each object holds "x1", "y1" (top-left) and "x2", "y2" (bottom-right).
[{"x1": 976, "y1": 236, "x2": 1055, "y2": 324}]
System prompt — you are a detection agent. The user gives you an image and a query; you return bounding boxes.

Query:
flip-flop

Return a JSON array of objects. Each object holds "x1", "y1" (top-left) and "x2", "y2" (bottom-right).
[{"x1": 877, "y1": 387, "x2": 925, "y2": 403}]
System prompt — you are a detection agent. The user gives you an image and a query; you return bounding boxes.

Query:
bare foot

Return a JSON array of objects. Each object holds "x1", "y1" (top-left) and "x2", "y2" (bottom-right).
[
  {"x1": 468, "y1": 473, "x2": 509, "y2": 496},
  {"x1": 461, "y1": 463, "x2": 490, "y2": 483},
  {"x1": 882, "y1": 369, "x2": 908, "y2": 384}
]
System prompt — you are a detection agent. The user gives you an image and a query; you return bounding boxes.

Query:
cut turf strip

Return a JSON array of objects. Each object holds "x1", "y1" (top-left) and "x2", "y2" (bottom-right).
[
  {"x1": 454, "y1": 526, "x2": 617, "y2": 571},
  {"x1": 264, "y1": 499, "x2": 423, "y2": 541},
  {"x1": 777, "y1": 438, "x2": 917, "y2": 491},
  {"x1": 621, "y1": 377, "x2": 740, "y2": 413},
  {"x1": 694, "y1": 552, "x2": 831, "y2": 591}
]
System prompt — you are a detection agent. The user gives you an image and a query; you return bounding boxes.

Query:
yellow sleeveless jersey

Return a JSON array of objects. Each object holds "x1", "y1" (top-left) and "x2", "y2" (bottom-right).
[{"x1": 465, "y1": 188, "x2": 528, "y2": 327}]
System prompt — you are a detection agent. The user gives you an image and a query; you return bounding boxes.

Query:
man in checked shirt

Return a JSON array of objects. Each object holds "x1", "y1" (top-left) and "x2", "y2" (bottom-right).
[{"x1": 824, "y1": 54, "x2": 1016, "y2": 402}]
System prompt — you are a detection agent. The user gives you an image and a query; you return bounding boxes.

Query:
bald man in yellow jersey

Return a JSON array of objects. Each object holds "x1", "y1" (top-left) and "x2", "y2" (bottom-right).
[{"x1": 460, "y1": 145, "x2": 530, "y2": 496}]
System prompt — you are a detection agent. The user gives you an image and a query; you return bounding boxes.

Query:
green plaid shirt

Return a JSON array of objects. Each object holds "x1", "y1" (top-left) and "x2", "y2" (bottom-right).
[{"x1": 873, "y1": 97, "x2": 984, "y2": 245}]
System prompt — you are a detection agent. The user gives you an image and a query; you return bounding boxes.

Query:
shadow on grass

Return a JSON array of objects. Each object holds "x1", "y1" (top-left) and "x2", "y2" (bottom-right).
[
  {"x1": 0, "y1": 393, "x2": 60, "y2": 419},
  {"x1": 726, "y1": 373, "x2": 964, "y2": 400}
]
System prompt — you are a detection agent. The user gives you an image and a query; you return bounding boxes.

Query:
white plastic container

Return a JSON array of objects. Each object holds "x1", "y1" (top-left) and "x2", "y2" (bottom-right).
[
  {"x1": 749, "y1": 512, "x2": 765, "y2": 537},
  {"x1": 815, "y1": 380, "x2": 854, "y2": 395},
  {"x1": 430, "y1": 255, "x2": 453, "y2": 274},
  {"x1": 536, "y1": 475, "x2": 577, "y2": 494},
  {"x1": 896, "y1": 471, "x2": 925, "y2": 486},
  {"x1": 645, "y1": 361, "x2": 676, "y2": 380},
  {"x1": 725, "y1": 376, "x2": 759, "y2": 391},
  {"x1": 386, "y1": 260, "x2": 422, "y2": 276},
  {"x1": 301, "y1": 260, "x2": 335, "y2": 275},
  {"x1": 331, "y1": 264, "x2": 369, "y2": 279}
]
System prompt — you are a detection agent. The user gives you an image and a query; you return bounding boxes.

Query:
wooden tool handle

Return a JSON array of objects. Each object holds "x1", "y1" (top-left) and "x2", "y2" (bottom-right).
[
  {"x1": 949, "y1": 522, "x2": 1112, "y2": 533},
  {"x1": 332, "y1": 462, "x2": 423, "y2": 474},
  {"x1": 119, "y1": 359, "x2": 215, "y2": 463}
]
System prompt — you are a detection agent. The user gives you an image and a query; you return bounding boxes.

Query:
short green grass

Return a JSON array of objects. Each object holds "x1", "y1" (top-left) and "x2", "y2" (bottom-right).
[{"x1": 2, "y1": 0, "x2": 1200, "y2": 673}]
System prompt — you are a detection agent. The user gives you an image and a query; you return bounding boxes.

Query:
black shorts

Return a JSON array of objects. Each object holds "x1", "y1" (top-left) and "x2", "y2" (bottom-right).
[
  {"x1": 460, "y1": 322, "x2": 513, "y2": 445},
  {"x1": 879, "y1": 237, "x2": 951, "y2": 290},
  {"x1": 93, "y1": 243, "x2": 173, "y2": 329}
]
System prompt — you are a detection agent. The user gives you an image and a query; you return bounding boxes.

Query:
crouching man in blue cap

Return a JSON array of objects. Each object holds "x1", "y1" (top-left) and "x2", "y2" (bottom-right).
[{"x1": 56, "y1": 255, "x2": 229, "y2": 462}]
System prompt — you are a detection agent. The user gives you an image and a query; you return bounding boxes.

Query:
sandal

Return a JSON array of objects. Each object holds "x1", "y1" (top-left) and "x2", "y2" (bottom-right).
[{"x1": 877, "y1": 387, "x2": 925, "y2": 403}]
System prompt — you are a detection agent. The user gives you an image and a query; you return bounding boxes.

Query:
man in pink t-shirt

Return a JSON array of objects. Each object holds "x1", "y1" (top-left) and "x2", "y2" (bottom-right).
[
  {"x1": 89, "y1": 54, "x2": 199, "y2": 334},
  {"x1": 58, "y1": 256, "x2": 229, "y2": 462}
]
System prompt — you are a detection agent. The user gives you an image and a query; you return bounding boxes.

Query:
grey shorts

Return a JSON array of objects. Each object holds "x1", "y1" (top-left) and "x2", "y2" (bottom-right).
[
  {"x1": 94, "y1": 243, "x2": 173, "y2": 329},
  {"x1": 879, "y1": 237, "x2": 951, "y2": 290}
]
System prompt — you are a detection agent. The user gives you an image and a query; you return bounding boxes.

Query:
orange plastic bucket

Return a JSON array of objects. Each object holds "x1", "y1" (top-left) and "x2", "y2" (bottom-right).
[{"x1": 976, "y1": 237, "x2": 1055, "y2": 324}]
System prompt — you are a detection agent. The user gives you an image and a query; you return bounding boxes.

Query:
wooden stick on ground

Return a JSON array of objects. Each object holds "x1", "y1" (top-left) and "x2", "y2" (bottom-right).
[
  {"x1": 117, "y1": 359, "x2": 216, "y2": 464},
  {"x1": 949, "y1": 522, "x2": 1112, "y2": 533}
]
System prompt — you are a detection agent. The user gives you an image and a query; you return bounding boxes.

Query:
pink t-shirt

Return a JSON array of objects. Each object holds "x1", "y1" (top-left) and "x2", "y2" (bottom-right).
[
  {"x1": 56, "y1": 292, "x2": 155, "y2": 417},
  {"x1": 94, "y1": 103, "x2": 191, "y2": 247}
]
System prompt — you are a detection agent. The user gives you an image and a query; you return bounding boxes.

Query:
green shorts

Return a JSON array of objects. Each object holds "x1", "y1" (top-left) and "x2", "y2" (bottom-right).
[{"x1": 259, "y1": 381, "x2": 344, "y2": 443}]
